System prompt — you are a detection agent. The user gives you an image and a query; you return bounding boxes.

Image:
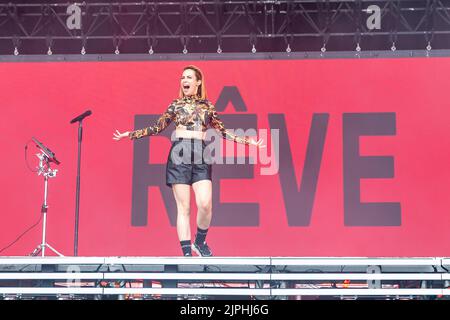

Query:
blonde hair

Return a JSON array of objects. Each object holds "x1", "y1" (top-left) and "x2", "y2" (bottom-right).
[{"x1": 178, "y1": 65, "x2": 207, "y2": 100}]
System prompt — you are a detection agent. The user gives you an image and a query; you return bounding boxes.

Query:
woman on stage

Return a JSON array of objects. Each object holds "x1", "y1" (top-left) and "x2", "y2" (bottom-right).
[{"x1": 113, "y1": 65, "x2": 264, "y2": 256}]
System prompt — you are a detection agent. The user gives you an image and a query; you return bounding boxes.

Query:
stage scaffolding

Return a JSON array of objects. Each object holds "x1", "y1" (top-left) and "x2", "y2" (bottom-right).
[
  {"x1": 0, "y1": 1, "x2": 450, "y2": 55},
  {"x1": 0, "y1": 256, "x2": 449, "y2": 300}
]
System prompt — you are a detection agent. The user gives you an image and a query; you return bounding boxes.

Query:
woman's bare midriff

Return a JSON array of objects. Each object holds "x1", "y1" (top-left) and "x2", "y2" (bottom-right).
[{"x1": 175, "y1": 129, "x2": 206, "y2": 140}]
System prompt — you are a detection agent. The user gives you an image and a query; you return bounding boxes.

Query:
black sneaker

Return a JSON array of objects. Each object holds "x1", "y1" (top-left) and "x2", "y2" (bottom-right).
[
  {"x1": 184, "y1": 252, "x2": 192, "y2": 257},
  {"x1": 192, "y1": 242, "x2": 213, "y2": 257}
]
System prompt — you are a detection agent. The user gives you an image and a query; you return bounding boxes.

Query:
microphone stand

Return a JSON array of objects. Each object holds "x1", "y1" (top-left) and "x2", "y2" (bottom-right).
[
  {"x1": 30, "y1": 153, "x2": 63, "y2": 257},
  {"x1": 74, "y1": 120, "x2": 83, "y2": 256},
  {"x1": 70, "y1": 110, "x2": 91, "y2": 256}
]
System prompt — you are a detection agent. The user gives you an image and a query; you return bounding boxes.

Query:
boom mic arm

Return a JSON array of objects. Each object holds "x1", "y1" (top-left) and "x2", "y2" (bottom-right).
[{"x1": 32, "y1": 137, "x2": 60, "y2": 165}]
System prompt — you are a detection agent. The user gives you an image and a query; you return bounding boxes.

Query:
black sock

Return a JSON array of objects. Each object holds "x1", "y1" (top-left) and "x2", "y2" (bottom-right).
[
  {"x1": 195, "y1": 227, "x2": 208, "y2": 245},
  {"x1": 180, "y1": 240, "x2": 192, "y2": 256}
]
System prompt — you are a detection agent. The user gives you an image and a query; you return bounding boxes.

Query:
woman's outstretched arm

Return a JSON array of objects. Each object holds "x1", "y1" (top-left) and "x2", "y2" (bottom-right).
[
  {"x1": 208, "y1": 102, "x2": 265, "y2": 147},
  {"x1": 113, "y1": 102, "x2": 176, "y2": 141}
]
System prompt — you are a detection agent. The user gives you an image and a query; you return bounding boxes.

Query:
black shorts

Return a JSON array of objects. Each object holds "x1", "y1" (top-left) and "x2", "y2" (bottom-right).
[{"x1": 166, "y1": 138, "x2": 212, "y2": 187}]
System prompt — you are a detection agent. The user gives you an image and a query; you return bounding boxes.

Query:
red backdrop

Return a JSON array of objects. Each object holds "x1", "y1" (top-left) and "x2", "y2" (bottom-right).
[{"x1": 1, "y1": 58, "x2": 449, "y2": 257}]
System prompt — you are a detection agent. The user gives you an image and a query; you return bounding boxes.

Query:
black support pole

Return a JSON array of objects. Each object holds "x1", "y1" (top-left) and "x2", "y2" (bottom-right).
[{"x1": 74, "y1": 120, "x2": 83, "y2": 256}]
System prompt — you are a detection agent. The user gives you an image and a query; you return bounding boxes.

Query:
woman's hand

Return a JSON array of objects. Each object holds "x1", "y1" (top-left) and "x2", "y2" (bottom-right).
[
  {"x1": 249, "y1": 138, "x2": 266, "y2": 148},
  {"x1": 113, "y1": 130, "x2": 130, "y2": 141}
]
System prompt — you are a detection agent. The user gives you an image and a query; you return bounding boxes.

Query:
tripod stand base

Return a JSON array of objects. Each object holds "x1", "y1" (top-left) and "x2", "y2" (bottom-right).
[{"x1": 30, "y1": 243, "x2": 64, "y2": 257}]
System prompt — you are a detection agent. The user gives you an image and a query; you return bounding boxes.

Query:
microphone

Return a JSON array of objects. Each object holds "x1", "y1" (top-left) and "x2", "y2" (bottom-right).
[
  {"x1": 32, "y1": 137, "x2": 60, "y2": 165},
  {"x1": 70, "y1": 110, "x2": 92, "y2": 124}
]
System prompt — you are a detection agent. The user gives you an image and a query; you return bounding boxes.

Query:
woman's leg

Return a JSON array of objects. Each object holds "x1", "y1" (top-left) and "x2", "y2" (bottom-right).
[
  {"x1": 192, "y1": 180, "x2": 213, "y2": 256},
  {"x1": 172, "y1": 183, "x2": 192, "y2": 255},
  {"x1": 192, "y1": 180, "x2": 212, "y2": 229}
]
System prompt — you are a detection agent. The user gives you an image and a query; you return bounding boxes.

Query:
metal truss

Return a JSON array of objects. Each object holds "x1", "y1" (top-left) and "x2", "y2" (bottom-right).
[
  {"x1": 0, "y1": 256, "x2": 449, "y2": 300},
  {"x1": 0, "y1": 1, "x2": 450, "y2": 55}
]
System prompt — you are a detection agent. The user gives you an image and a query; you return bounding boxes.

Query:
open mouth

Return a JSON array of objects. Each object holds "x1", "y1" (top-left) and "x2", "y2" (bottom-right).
[{"x1": 183, "y1": 84, "x2": 190, "y2": 90}]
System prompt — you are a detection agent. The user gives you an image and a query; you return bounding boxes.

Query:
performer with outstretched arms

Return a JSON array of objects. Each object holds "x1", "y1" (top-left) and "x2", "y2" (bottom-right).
[{"x1": 113, "y1": 65, "x2": 264, "y2": 256}]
